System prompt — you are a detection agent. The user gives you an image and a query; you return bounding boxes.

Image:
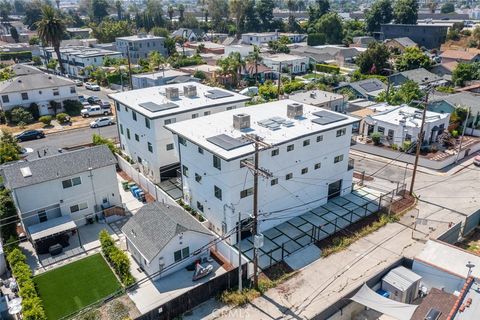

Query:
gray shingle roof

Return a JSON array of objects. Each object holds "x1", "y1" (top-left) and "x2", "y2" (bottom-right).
[
  {"x1": 121, "y1": 202, "x2": 212, "y2": 262},
  {"x1": 337, "y1": 78, "x2": 387, "y2": 98},
  {"x1": 0, "y1": 72, "x2": 75, "y2": 94},
  {"x1": 430, "y1": 92, "x2": 480, "y2": 114},
  {"x1": 396, "y1": 68, "x2": 442, "y2": 84},
  {"x1": 0, "y1": 145, "x2": 117, "y2": 189},
  {"x1": 11, "y1": 64, "x2": 43, "y2": 76},
  {"x1": 391, "y1": 37, "x2": 417, "y2": 48}
]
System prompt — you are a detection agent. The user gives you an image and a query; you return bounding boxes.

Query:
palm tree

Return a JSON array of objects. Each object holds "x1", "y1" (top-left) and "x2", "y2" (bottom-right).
[
  {"x1": 230, "y1": 0, "x2": 245, "y2": 40},
  {"x1": 148, "y1": 51, "x2": 166, "y2": 77},
  {"x1": 246, "y1": 45, "x2": 263, "y2": 85},
  {"x1": 167, "y1": 5, "x2": 174, "y2": 21},
  {"x1": 229, "y1": 52, "x2": 245, "y2": 86},
  {"x1": 37, "y1": 6, "x2": 66, "y2": 74}
]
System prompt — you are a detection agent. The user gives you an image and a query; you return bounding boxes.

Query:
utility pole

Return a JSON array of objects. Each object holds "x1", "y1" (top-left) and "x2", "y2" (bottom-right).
[
  {"x1": 277, "y1": 62, "x2": 282, "y2": 101},
  {"x1": 241, "y1": 134, "x2": 272, "y2": 289},
  {"x1": 126, "y1": 46, "x2": 133, "y2": 90},
  {"x1": 237, "y1": 211, "x2": 242, "y2": 292},
  {"x1": 455, "y1": 107, "x2": 471, "y2": 163}
]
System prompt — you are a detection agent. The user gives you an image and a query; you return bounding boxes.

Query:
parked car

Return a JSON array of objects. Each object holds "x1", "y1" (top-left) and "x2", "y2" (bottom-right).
[
  {"x1": 87, "y1": 96, "x2": 101, "y2": 105},
  {"x1": 15, "y1": 130, "x2": 45, "y2": 142},
  {"x1": 99, "y1": 101, "x2": 111, "y2": 108},
  {"x1": 239, "y1": 86, "x2": 259, "y2": 96},
  {"x1": 474, "y1": 155, "x2": 480, "y2": 167},
  {"x1": 78, "y1": 95, "x2": 86, "y2": 103},
  {"x1": 85, "y1": 82, "x2": 100, "y2": 91},
  {"x1": 81, "y1": 105, "x2": 111, "y2": 117},
  {"x1": 90, "y1": 117, "x2": 114, "y2": 128},
  {"x1": 74, "y1": 80, "x2": 83, "y2": 87}
]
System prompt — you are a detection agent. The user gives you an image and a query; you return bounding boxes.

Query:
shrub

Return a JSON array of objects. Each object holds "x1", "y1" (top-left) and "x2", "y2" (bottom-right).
[
  {"x1": 371, "y1": 132, "x2": 382, "y2": 145},
  {"x1": 391, "y1": 144, "x2": 398, "y2": 151},
  {"x1": 10, "y1": 107, "x2": 34, "y2": 124},
  {"x1": 107, "y1": 300, "x2": 129, "y2": 320},
  {"x1": 451, "y1": 130, "x2": 459, "y2": 138},
  {"x1": 76, "y1": 309, "x2": 101, "y2": 320},
  {"x1": 7, "y1": 248, "x2": 27, "y2": 265},
  {"x1": 98, "y1": 229, "x2": 135, "y2": 286},
  {"x1": 38, "y1": 115, "x2": 52, "y2": 126},
  {"x1": 56, "y1": 113, "x2": 69, "y2": 124},
  {"x1": 63, "y1": 99, "x2": 83, "y2": 116},
  {"x1": 402, "y1": 141, "x2": 412, "y2": 152},
  {"x1": 49, "y1": 101, "x2": 61, "y2": 116},
  {"x1": 92, "y1": 134, "x2": 119, "y2": 154},
  {"x1": 315, "y1": 64, "x2": 340, "y2": 74},
  {"x1": 28, "y1": 103, "x2": 40, "y2": 120}
]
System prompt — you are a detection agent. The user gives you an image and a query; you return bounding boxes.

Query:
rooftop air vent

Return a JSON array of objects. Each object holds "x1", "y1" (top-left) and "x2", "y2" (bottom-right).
[
  {"x1": 20, "y1": 167, "x2": 32, "y2": 178},
  {"x1": 165, "y1": 87, "x2": 179, "y2": 100},
  {"x1": 287, "y1": 103, "x2": 303, "y2": 119},
  {"x1": 183, "y1": 84, "x2": 197, "y2": 98},
  {"x1": 233, "y1": 113, "x2": 251, "y2": 130}
]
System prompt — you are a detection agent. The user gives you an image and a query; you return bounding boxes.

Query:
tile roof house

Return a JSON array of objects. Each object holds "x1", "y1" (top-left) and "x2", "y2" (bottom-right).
[
  {"x1": 440, "y1": 49, "x2": 480, "y2": 64},
  {"x1": 122, "y1": 202, "x2": 214, "y2": 278},
  {"x1": 334, "y1": 78, "x2": 387, "y2": 101}
]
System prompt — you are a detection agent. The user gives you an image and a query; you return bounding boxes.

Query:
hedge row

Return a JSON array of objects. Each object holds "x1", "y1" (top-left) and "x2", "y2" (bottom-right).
[
  {"x1": 99, "y1": 230, "x2": 135, "y2": 286},
  {"x1": 316, "y1": 63, "x2": 340, "y2": 74},
  {"x1": 6, "y1": 248, "x2": 47, "y2": 320},
  {"x1": 0, "y1": 51, "x2": 32, "y2": 61}
]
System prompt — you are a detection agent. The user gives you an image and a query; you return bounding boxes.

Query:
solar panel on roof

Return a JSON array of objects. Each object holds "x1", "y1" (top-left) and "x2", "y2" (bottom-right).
[
  {"x1": 358, "y1": 82, "x2": 382, "y2": 92},
  {"x1": 206, "y1": 134, "x2": 252, "y2": 151},
  {"x1": 267, "y1": 123, "x2": 281, "y2": 130},
  {"x1": 312, "y1": 110, "x2": 347, "y2": 125},
  {"x1": 139, "y1": 101, "x2": 179, "y2": 113},
  {"x1": 205, "y1": 89, "x2": 234, "y2": 99},
  {"x1": 270, "y1": 116, "x2": 286, "y2": 124},
  {"x1": 258, "y1": 119, "x2": 275, "y2": 127}
]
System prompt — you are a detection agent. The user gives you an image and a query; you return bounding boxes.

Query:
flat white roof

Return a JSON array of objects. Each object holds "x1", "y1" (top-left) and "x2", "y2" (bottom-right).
[
  {"x1": 116, "y1": 35, "x2": 164, "y2": 41},
  {"x1": 133, "y1": 69, "x2": 190, "y2": 80},
  {"x1": 166, "y1": 99, "x2": 359, "y2": 160},
  {"x1": 108, "y1": 82, "x2": 250, "y2": 119},
  {"x1": 288, "y1": 90, "x2": 344, "y2": 106},
  {"x1": 368, "y1": 105, "x2": 449, "y2": 127},
  {"x1": 263, "y1": 53, "x2": 308, "y2": 62}
]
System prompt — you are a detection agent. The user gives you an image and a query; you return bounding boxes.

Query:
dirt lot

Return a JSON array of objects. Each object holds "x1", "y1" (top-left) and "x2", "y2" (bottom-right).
[{"x1": 457, "y1": 228, "x2": 480, "y2": 255}]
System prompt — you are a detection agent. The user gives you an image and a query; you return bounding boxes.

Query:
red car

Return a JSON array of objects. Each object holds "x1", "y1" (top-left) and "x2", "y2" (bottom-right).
[{"x1": 474, "y1": 155, "x2": 480, "y2": 167}]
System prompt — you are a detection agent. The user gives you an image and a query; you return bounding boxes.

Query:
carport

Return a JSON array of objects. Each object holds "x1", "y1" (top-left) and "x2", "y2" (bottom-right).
[{"x1": 27, "y1": 216, "x2": 79, "y2": 254}]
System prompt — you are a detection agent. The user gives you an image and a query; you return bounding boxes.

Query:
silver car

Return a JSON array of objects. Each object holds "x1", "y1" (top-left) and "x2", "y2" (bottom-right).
[{"x1": 90, "y1": 117, "x2": 114, "y2": 128}]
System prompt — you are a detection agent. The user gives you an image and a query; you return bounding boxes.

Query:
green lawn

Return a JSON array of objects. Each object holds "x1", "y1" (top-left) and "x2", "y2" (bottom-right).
[{"x1": 34, "y1": 253, "x2": 121, "y2": 320}]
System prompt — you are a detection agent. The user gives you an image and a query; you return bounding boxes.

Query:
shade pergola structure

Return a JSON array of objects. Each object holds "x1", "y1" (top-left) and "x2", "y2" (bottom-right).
[
  {"x1": 27, "y1": 215, "x2": 79, "y2": 250},
  {"x1": 350, "y1": 284, "x2": 419, "y2": 320}
]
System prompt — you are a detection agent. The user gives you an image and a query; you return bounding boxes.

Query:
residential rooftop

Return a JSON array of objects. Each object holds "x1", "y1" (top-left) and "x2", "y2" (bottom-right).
[
  {"x1": 0, "y1": 145, "x2": 116, "y2": 190},
  {"x1": 368, "y1": 105, "x2": 449, "y2": 126},
  {"x1": 0, "y1": 71, "x2": 75, "y2": 94},
  {"x1": 116, "y1": 34, "x2": 165, "y2": 41},
  {"x1": 288, "y1": 90, "x2": 344, "y2": 106},
  {"x1": 165, "y1": 99, "x2": 359, "y2": 160},
  {"x1": 263, "y1": 53, "x2": 307, "y2": 62},
  {"x1": 132, "y1": 69, "x2": 190, "y2": 80},
  {"x1": 108, "y1": 82, "x2": 250, "y2": 119},
  {"x1": 43, "y1": 46, "x2": 121, "y2": 58},
  {"x1": 430, "y1": 92, "x2": 480, "y2": 113}
]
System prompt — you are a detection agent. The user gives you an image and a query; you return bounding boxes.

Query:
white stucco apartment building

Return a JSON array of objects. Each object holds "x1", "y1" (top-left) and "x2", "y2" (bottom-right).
[
  {"x1": 241, "y1": 32, "x2": 306, "y2": 45},
  {"x1": 166, "y1": 100, "x2": 359, "y2": 241},
  {"x1": 262, "y1": 53, "x2": 309, "y2": 75},
  {"x1": 0, "y1": 146, "x2": 122, "y2": 248},
  {"x1": 109, "y1": 82, "x2": 250, "y2": 183},
  {"x1": 115, "y1": 35, "x2": 167, "y2": 63}
]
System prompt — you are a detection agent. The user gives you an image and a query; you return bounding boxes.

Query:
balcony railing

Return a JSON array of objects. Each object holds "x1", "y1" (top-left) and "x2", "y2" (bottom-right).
[{"x1": 348, "y1": 158, "x2": 354, "y2": 171}]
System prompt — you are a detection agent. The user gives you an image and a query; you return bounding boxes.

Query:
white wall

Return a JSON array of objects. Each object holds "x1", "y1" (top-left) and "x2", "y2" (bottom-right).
[
  {"x1": 13, "y1": 164, "x2": 121, "y2": 227},
  {"x1": 116, "y1": 100, "x2": 247, "y2": 183},
  {"x1": 224, "y1": 45, "x2": 254, "y2": 58},
  {"x1": 412, "y1": 260, "x2": 465, "y2": 293},
  {"x1": 178, "y1": 125, "x2": 354, "y2": 241},
  {"x1": 262, "y1": 56, "x2": 309, "y2": 74}
]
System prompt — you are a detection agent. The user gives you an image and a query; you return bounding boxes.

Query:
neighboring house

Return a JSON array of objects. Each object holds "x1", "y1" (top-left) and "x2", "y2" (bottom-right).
[
  {"x1": 224, "y1": 45, "x2": 254, "y2": 58},
  {"x1": 165, "y1": 100, "x2": 359, "y2": 239},
  {"x1": 186, "y1": 41, "x2": 225, "y2": 54},
  {"x1": 379, "y1": 24, "x2": 449, "y2": 49},
  {"x1": 430, "y1": 61, "x2": 457, "y2": 81},
  {"x1": 384, "y1": 37, "x2": 418, "y2": 53},
  {"x1": 109, "y1": 82, "x2": 250, "y2": 184},
  {"x1": 0, "y1": 145, "x2": 122, "y2": 250},
  {"x1": 334, "y1": 78, "x2": 387, "y2": 101},
  {"x1": 40, "y1": 46, "x2": 123, "y2": 79},
  {"x1": 172, "y1": 28, "x2": 204, "y2": 42},
  {"x1": 291, "y1": 45, "x2": 360, "y2": 67},
  {"x1": 241, "y1": 32, "x2": 306, "y2": 46},
  {"x1": 132, "y1": 69, "x2": 192, "y2": 89},
  {"x1": 66, "y1": 28, "x2": 92, "y2": 39},
  {"x1": 389, "y1": 68, "x2": 447, "y2": 88},
  {"x1": 288, "y1": 90, "x2": 346, "y2": 112},
  {"x1": 0, "y1": 33, "x2": 33, "y2": 44},
  {"x1": 262, "y1": 53, "x2": 309, "y2": 75},
  {"x1": 440, "y1": 49, "x2": 480, "y2": 63},
  {"x1": 351, "y1": 36, "x2": 376, "y2": 48},
  {"x1": 363, "y1": 105, "x2": 450, "y2": 145},
  {"x1": 179, "y1": 64, "x2": 229, "y2": 84},
  {"x1": 121, "y1": 202, "x2": 214, "y2": 279},
  {"x1": 115, "y1": 35, "x2": 167, "y2": 63},
  {"x1": 243, "y1": 63, "x2": 275, "y2": 82},
  {"x1": 0, "y1": 64, "x2": 78, "y2": 115}
]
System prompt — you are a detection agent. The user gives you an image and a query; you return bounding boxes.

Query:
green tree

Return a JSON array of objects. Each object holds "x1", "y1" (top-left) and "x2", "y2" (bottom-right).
[
  {"x1": 313, "y1": 12, "x2": 343, "y2": 44},
  {"x1": 208, "y1": 0, "x2": 228, "y2": 29},
  {"x1": 92, "y1": 19, "x2": 132, "y2": 43},
  {"x1": 356, "y1": 42, "x2": 391, "y2": 74},
  {"x1": 257, "y1": 0, "x2": 275, "y2": 31},
  {"x1": 151, "y1": 27, "x2": 169, "y2": 37},
  {"x1": 10, "y1": 108, "x2": 34, "y2": 124},
  {"x1": 0, "y1": 67, "x2": 14, "y2": 81},
  {"x1": 365, "y1": 0, "x2": 393, "y2": 33},
  {"x1": 23, "y1": 0, "x2": 43, "y2": 30},
  {"x1": 394, "y1": 0, "x2": 418, "y2": 24},
  {"x1": 244, "y1": 0, "x2": 259, "y2": 32},
  {"x1": 148, "y1": 50, "x2": 166, "y2": 73},
  {"x1": 46, "y1": 58, "x2": 58, "y2": 71},
  {"x1": 10, "y1": 27, "x2": 19, "y2": 43},
  {"x1": 14, "y1": 0, "x2": 26, "y2": 14},
  {"x1": 246, "y1": 45, "x2": 263, "y2": 84},
  {"x1": 395, "y1": 47, "x2": 431, "y2": 71},
  {"x1": 308, "y1": 0, "x2": 330, "y2": 26},
  {"x1": 440, "y1": 2, "x2": 455, "y2": 14},
  {"x1": 167, "y1": 5, "x2": 174, "y2": 22},
  {"x1": 268, "y1": 36, "x2": 291, "y2": 53},
  {"x1": 0, "y1": 131, "x2": 21, "y2": 165},
  {"x1": 115, "y1": 0, "x2": 122, "y2": 19},
  {"x1": 29, "y1": 35, "x2": 40, "y2": 45},
  {"x1": 37, "y1": 5, "x2": 66, "y2": 74},
  {"x1": 90, "y1": 0, "x2": 109, "y2": 23},
  {"x1": 0, "y1": 0, "x2": 12, "y2": 22},
  {"x1": 452, "y1": 62, "x2": 478, "y2": 86},
  {"x1": 230, "y1": 0, "x2": 245, "y2": 39},
  {"x1": 259, "y1": 80, "x2": 282, "y2": 100},
  {"x1": 377, "y1": 80, "x2": 423, "y2": 105}
]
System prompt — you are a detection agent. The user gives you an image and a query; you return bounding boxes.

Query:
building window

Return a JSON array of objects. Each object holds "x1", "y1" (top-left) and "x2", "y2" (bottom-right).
[
  {"x1": 198, "y1": 147, "x2": 204, "y2": 154},
  {"x1": 271, "y1": 148, "x2": 279, "y2": 156},
  {"x1": 192, "y1": 113, "x2": 198, "y2": 119},
  {"x1": 174, "y1": 247, "x2": 190, "y2": 262},
  {"x1": 314, "y1": 163, "x2": 321, "y2": 170},
  {"x1": 147, "y1": 142, "x2": 153, "y2": 153},
  {"x1": 38, "y1": 210, "x2": 47, "y2": 223},
  {"x1": 119, "y1": 124, "x2": 124, "y2": 135},
  {"x1": 70, "y1": 87, "x2": 76, "y2": 94},
  {"x1": 132, "y1": 111, "x2": 137, "y2": 121},
  {"x1": 334, "y1": 155, "x2": 344, "y2": 163},
  {"x1": 145, "y1": 118, "x2": 150, "y2": 128},
  {"x1": 195, "y1": 173, "x2": 202, "y2": 183},
  {"x1": 126, "y1": 128, "x2": 131, "y2": 139},
  {"x1": 197, "y1": 201, "x2": 204, "y2": 212},
  {"x1": 21, "y1": 92, "x2": 28, "y2": 100},
  {"x1": 1, "y1": 95, "x2": 8, "y2": 103},
  {"x1": 286, "y1": 173, "x2": 293, "y2": 180},
  {"x1": 135, "y1": 134, "x2": 139, "y2": 141},
  {"x1": 213, "y1": 155, "x2": 221, "y2": 170},
  {"x1": 178, "y1": 137, "x2": 186, "y2": 146},
  {"x1": 204, "y1": 111, "x2": 211, "y2": 116},
  {"x1": 164, "y1": 118, "x2": 176, "y2": 125},
  {"x1": 214, "y1": 185, "x2": 222, "y2": 200},
  {"x1": 240, "y1": 187, "x2": 253, "y2": 199},
  {"x1": 116, "y1": 102, "x2": 120, "y2": 111},
  {"x1": 303, "y1": 139, "x2": 310, "y2": 147},
  {"x1": 301, "y1": 167, "x2": 308, "y2": 174},
  {"x1": 271, "y1": 178, "x2": 278, "y2": 186},
  {"x1": 137, "y1": 156, "x2": 142, "y2": 163},
  {"x1": 124, "y1": 105, "x2": 128, "y2": 112},
  {"x1": 377, "y1": 127, "x2": 385, "y2": 134},
  {"x1": 182, "y1": 165, "x2": 189, "y2": 177},
  {"x1": 317, "y1": 135, "x2": 323, "y2": 142},
  {"x1": 62, "y1": 177, "x2": 81, "y2": 188},
  {"x1": 287, "y1": 144, "x2": 294, "y2": 152},
  {"x1": 336, "y1": 128, "x2": 346, "y2": 137},
  {"x1": 226, "y1": 106, "x2": 235, "y2": 110},
  {"x1": 70, "y1": 202, "x2": 88, "y2": 213},
  {"x1": 166, "y1": 143, "x2": 174, "y2": 150}
]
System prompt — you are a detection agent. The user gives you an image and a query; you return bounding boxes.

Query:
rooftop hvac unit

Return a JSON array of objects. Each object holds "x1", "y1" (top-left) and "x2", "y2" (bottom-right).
[
  {"x1": 287, "y1": 103, "x2": 303, "y2": 119},
  {"x1": 183, "y1": 84, "x2": 197, "y2": 98},
  {"x1": 165, "y1": 87, "x2": 179, "y2": 100},
  {"x1": 381, "y1": 266, "x2": 422, "y2": 304},
  {"x1": 233, "y1": 113, "x2": 251, "y2": 130}
]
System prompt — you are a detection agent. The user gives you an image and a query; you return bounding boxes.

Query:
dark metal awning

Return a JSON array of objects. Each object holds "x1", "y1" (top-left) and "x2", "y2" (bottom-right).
[{"x1": 28, "y1": 216, "x2": 77, "y2": 241}]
